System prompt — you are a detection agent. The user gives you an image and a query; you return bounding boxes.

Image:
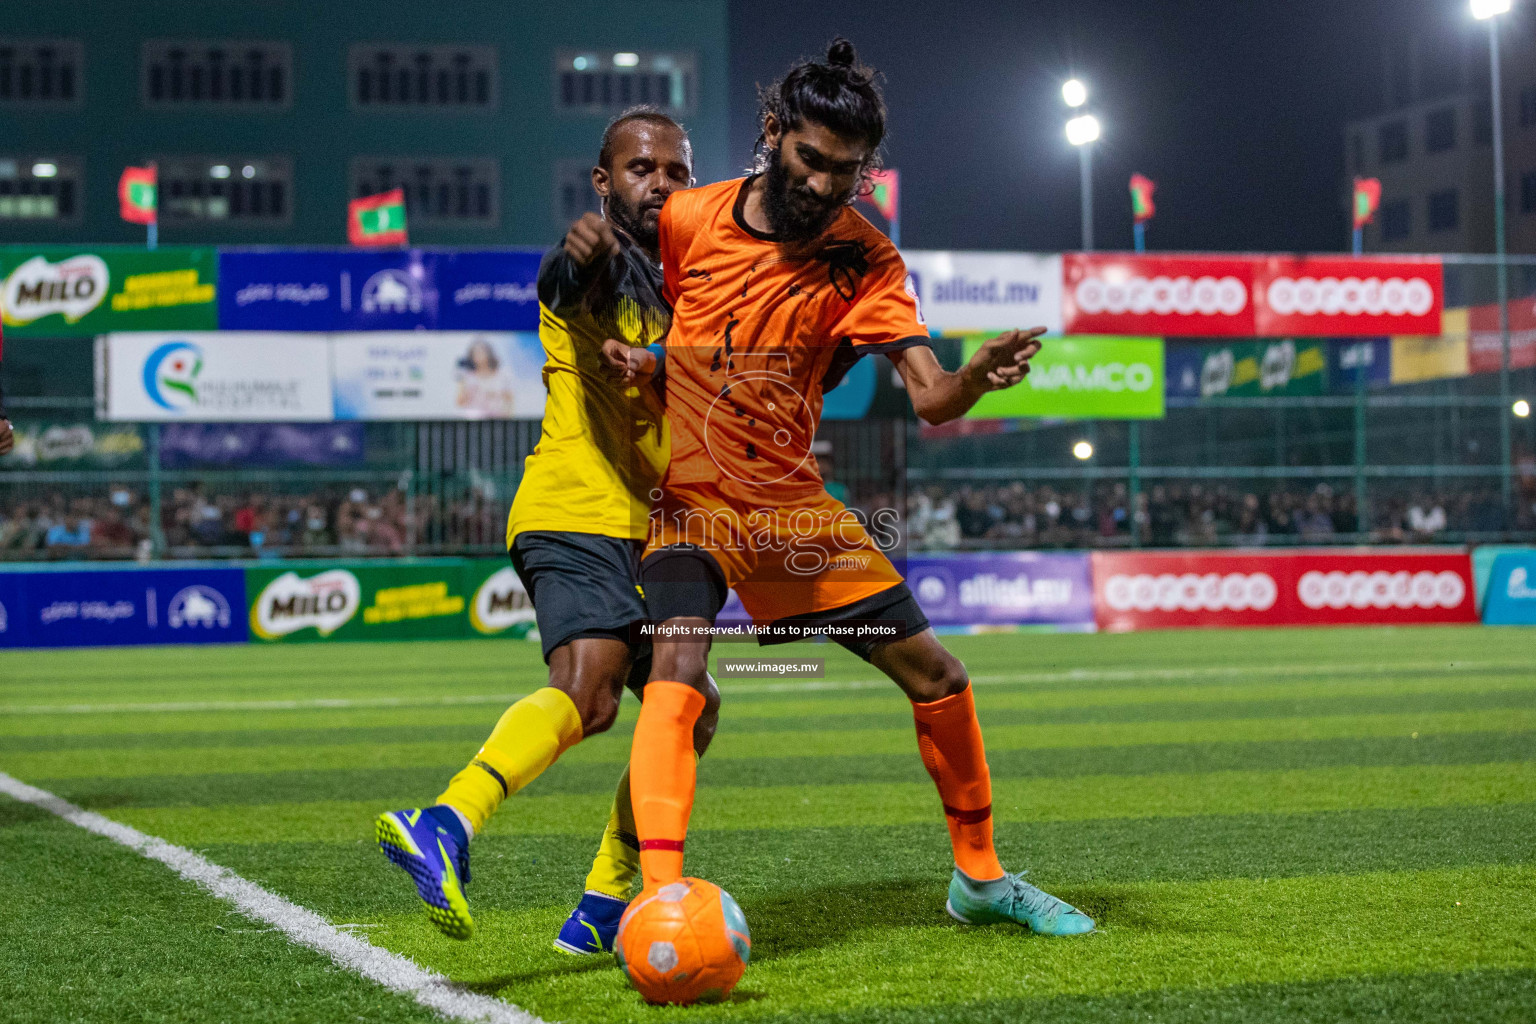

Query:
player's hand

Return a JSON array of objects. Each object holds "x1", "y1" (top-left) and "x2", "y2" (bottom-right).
[
  {"x1": 963, "y1": 328, "x2": 1046, "y2": 392},
  {"x1": 0, "y1": 418, "x2": 12, "y2": 457},
  {"x1": 563, "y1": 212, "x2": 622, "y2": 272},
  {"x1": 601, "y1": 339, "x2": 657, "y2": 388}
]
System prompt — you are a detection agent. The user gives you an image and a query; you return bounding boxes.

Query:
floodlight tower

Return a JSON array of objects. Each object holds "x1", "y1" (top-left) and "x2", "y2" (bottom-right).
[
  {"x1": 1472, "y1": 0, "x2": 1514, "y2": 506},
  {"x1": 1063, "y1": 79, "x2": 1099, "y2": 251}
]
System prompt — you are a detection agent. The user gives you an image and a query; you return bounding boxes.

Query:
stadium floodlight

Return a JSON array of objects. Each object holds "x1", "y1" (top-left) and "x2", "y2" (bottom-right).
[
  {"x1": 1515, "y1": 399, "x2": 1532, "y2": 418},
  {"x1": 242, "y1": 165, "x2": 256, "y2": 179},
  {"x1": 1065, "y1": 114, "x2": 1100, "y2": 147},
  {"x1": 1471, "y1": 0, "x2": 1511, "y2": 19},
  {"x1": 210, "y1": 165, "x2": 231, "y2": 179},
  {"x1": 1073, "y1": 440, "x2": 1094, "y2": 460},
  {"x1": 613, "y1": 52, "x2": 640, "y2": 67},
  {"x1": 1062, "y1": 78, "x2": 1088, "y2": 108},
  {"x1": 31, "y1": 162, "x2": 58, "y2": 178}
]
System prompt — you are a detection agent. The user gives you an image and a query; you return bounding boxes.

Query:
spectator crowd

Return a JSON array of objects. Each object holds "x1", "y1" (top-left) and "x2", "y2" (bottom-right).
[{"x1": 2, "y1": 479, "x2": 1531, "y2": 561}]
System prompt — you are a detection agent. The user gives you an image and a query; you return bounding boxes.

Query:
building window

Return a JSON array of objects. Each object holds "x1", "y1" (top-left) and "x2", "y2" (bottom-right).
[
  {"x1": 1424, "y1": 107, "x2": 1456, "y2": 154},
  {"x1": 1521, "y1": 85, "x2": 1536, "y2": 128},
  {"x1": 1380, "y1": 199, "x2": 1411, "y2": 242},
  {"x1": 350, "y1": 158, "x2": 498, "y2": 227},
  {"x1": 553, "y1": 159, "x2": 602, "y2": 232},
  {"x1": 350, "y1": 45, "x2": 497, "y2": 109},
  {"x1": 1379, "y1": 120, "x2": 1409, "y2": 163},
  {"x1": 554, "y1": 50, "x2": 695, "y2": 116},
  {"x1": 0, "y1": 156, "x2": 80, "y2": 221},
  {"x1": 0, "y1": 39, "x2": 82, "y2": 104},
  {"x1": 156, "y1": 157, "x2": 291, "y2": 223},
  {"x1": 1427, "y1": 189, "x2": 1459, "y2": 232},
  {"x1": 142, "y1": 41, "x2": 290, "y2": 107},
  {"x1": 1522, "y1": 171, "x2": 1536, "y2": 215}
]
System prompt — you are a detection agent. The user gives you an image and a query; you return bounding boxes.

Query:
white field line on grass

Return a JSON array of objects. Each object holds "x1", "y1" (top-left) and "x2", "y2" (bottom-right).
[
  {"x1": 0, "y1": 772, "x2": 546, "y2": 1024},
  {"x1": 2, "y1": 658, "x2": 1528, "y2": 716}
]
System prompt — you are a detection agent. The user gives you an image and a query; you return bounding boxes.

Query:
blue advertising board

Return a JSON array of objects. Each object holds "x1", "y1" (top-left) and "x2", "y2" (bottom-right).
[
  {"x1": 1482, "y1": 551, "x2": 1536, "y2": 625},
  {"x1": 219, "y1": 250, "x2": 541, "y2": 332},
  {"x1": 0, "y1": 568, "x2": 248, "y2": 648},
  {"x1": 1328, "y1": 338, "x2": 1392, "y2": 391},
  {"x1": 820, "y1": 358, "x2": 876, "y2": 420},
  {"x1": 715, "y1": 551, "x2": 1096, "y2": 631}
]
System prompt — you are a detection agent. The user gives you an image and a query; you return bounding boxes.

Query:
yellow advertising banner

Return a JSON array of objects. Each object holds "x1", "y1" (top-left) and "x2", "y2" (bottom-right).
[{"x1": 1390, "y1": 307, "x2": 1469, "y2": 384}]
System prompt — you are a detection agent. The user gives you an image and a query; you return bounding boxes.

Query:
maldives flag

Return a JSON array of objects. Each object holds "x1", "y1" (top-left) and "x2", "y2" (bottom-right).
[
  {"x1": 348, "y1": 188, "x2": 408, "y2": 247},
  {"x1": 1352, "y1": 177, "x2": 1381, "y2": 230},
  {"x1": 1130, "y1": 173, "x2": 1156, "y2": 224},
  {"x1": 860, "y1": 169, "x2": 899, "y2": 223},
  {"x1": 118, "y1": 165, "x2": 157, "y2": 224}
]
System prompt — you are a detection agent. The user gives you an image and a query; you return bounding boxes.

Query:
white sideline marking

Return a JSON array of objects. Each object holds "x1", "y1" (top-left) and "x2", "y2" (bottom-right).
[
  {"x1": 2, "y1": 659, "x2": 1524, "y2": 716},
  {"x1": 0, "y1": 772, "x2": 547, "y2": 1024}
]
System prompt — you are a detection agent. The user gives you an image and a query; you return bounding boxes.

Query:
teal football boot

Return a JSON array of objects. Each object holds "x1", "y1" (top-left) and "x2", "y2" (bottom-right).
[{"x1": 946, "y1": 869, "x2": 1095, "y2": 936}]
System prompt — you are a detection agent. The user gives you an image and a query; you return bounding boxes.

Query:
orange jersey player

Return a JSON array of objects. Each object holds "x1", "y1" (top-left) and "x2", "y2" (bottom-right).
[{"x1": 621, "y1": 38, "x2": 1095, "y2": 938}]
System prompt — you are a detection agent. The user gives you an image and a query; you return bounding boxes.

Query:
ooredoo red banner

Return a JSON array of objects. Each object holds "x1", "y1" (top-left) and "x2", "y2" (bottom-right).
[
  {"x1": 1254, "y1": 256, "x2": 1442, "y2": 336},
  {"x1": 1091, "y1": 549, "x2": 1476, "y2": 632},
  {"x1": 1062, "y1": 255, "x2": 1444, "y2": 338},
  {"x1": 1063, "y1": 255, "x2": 1256, "y2": 337},
  {"x1": 1468, "y1": 295, "x2": 1536, "y2": 375}
]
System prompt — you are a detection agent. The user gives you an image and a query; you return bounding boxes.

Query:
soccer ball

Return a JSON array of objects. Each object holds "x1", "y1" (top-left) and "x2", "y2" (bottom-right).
[{"x1": 614, "y1": 878, "x2": 751, "y2": 1005}]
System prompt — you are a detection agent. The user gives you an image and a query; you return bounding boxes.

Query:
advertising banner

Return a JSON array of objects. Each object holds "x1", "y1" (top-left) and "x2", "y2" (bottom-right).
[
  {"x1": 1482, "y1": 551, "x2": 1536, "y2": 625},
  {"x1": 906, "y1": 552, "x2": 1095, "y2": 629},
  {"x1": 1253, "y1": 257, "x2": 1441, "y2": 336},
  {"x1": 0, "y1": 567, "x2": 247, "y2": 648},
  {"x1": 0, "y1": 247, "x2": 217, "y2": 337},
  {"x1": 463, "y1": 559, "x2": 538, "y2": 638},
  {"x1": 820, "y1": 357, "x2": 876, "y2": 420},
  {"x1": 1091, "y1": 549, "x2": 1477, "y2": 632},
  {"x1": 1468, "y1": 295, "x2": 1536, "y2": 375},
  {"x1": 962, "y1": 335, "x2": 1164, "y2": 420},
  {"x1": 1329, "y1": 338, "x2": 1392, "y2": 391},
  {"x1": 0, "y1": 421, "x2": 146, "y2": 468},
  {"x1": 1062, "y1": 254, "x2": 1443, "y2": 338},
  {"x1": 218, "y1": 250, "x2": 541, "y2": 332},
  {"x1": 331, "y1": 332, "x2": 547, "y2": 420},
  {"x1": 245, "y1": 562, "x2": 474, "y2": 642},
  {"x1": 1063, "y1": 254, "x2": 1255, "y2": 337},
  {"x1": 901, "y1": 251, "x2": 1063, "y2": 333},
  {"x1": 1167, "y1": 339, "x2": 1328, "y2": 404},
  {"x1": 158, "y1": 423, "x2": 365, "y2": 468},
  {"x1": 98, "y1": 332, "x2": 335, "y2": 422}
]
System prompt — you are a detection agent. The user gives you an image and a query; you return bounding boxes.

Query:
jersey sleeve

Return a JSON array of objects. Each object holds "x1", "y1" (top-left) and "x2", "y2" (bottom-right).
[{"x1": 829, "y1": 244, "x2": 929, "y2": 354}]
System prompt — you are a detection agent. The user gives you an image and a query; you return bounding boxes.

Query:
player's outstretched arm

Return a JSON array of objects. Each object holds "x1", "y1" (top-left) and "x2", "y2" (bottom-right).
[{"x1": 890, "y1": 328, "x2": 1046, "y2": 425}]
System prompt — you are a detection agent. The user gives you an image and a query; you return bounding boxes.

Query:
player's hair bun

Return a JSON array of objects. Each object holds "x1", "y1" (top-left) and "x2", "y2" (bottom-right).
[{"x1": 826, "y1": 38, "x2": 857, "y2": 69}]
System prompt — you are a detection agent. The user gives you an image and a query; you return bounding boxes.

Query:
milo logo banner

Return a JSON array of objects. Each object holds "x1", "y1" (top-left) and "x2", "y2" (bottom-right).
[
  {"x1": 0, "y1": 247, "x2": 218, "y2": 337},
  {"x1": 465, "y1": 561, "x2": 537, "y2": 638},
  {"x1": 246, "y1": 562, "x2": 474, "y2": 642}
]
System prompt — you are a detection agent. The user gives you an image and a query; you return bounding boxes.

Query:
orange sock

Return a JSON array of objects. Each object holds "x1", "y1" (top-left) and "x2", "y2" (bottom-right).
[
  {"x1": 629, "y1": 680, "x2": 705, "y2": 887},
  {"x1": 911, "y1": 683, "x2": 1005, "y2": 881}
]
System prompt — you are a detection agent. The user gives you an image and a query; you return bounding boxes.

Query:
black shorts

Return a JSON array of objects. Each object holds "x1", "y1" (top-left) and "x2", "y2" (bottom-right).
[
  {"x1": 509, "y1": 530, "x2": 651, "y2": 694},
  {"x1": 641, "y1": 545, "x2": 929, "y2": 662}
]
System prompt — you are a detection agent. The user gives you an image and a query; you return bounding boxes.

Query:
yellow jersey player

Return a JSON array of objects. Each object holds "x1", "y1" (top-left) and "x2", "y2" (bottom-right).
[{"x1": 375, "y1": 107, "x2": 720, "y2": 949}]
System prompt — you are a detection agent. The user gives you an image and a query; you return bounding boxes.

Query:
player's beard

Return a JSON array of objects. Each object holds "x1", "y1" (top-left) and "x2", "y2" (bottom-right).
[
  {"x1": 605, "y1": 190, "x2": 663, "y2": 251},
  {"x1": 762, "y1": 146, "x2": 852, "y2": 243}
]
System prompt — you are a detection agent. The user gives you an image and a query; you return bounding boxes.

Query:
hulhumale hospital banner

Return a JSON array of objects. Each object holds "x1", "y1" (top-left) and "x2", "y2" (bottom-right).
[
  {"x1": 217, "y1": 249, "x2": 541, "y2": 332},
  {"x1": 961, "y1": 335, "x2": 1165, "y2": 420}
]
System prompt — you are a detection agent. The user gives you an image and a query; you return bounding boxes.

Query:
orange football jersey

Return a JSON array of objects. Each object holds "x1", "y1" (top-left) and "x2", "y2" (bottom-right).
[{"x1": 658, "y1": 177, "x2": 927, "y2": 505}]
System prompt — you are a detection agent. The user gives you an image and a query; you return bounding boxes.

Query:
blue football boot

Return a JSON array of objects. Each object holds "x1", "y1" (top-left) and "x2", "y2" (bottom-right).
[
  {"x1": 375, "y1": 806, "x2": 474, "y2": 940},
  {"x1": 946, "y1": 868, "x2": 1095, "y2": 936},
  {"x1": 553, "y1": 890, "x2": 629, "y2": 954}
]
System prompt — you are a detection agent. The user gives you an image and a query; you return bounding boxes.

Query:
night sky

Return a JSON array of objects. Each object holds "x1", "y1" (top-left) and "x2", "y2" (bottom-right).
[{"x1": 727, "y1": 0, "x2": 1443, "y2": 254}]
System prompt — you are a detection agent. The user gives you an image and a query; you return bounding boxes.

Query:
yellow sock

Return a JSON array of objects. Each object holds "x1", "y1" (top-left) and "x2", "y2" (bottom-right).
[
  {"x1": 436, "y1": 687, "x2": 582, "y2": 833},
  {"x1": 584, "y1": 765, "x2": 640, "y2": 899}
]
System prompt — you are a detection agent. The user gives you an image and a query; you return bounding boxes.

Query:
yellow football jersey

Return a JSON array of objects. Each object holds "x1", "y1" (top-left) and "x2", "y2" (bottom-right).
[{"x1": 505, "y1": 236, "x2": 671, "y2": 546}]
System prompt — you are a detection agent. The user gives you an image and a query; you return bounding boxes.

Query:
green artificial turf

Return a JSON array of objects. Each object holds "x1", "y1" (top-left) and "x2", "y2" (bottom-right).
[{"x1": 2, "y1": 626, "x2": 1534, "y2": 1023}]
